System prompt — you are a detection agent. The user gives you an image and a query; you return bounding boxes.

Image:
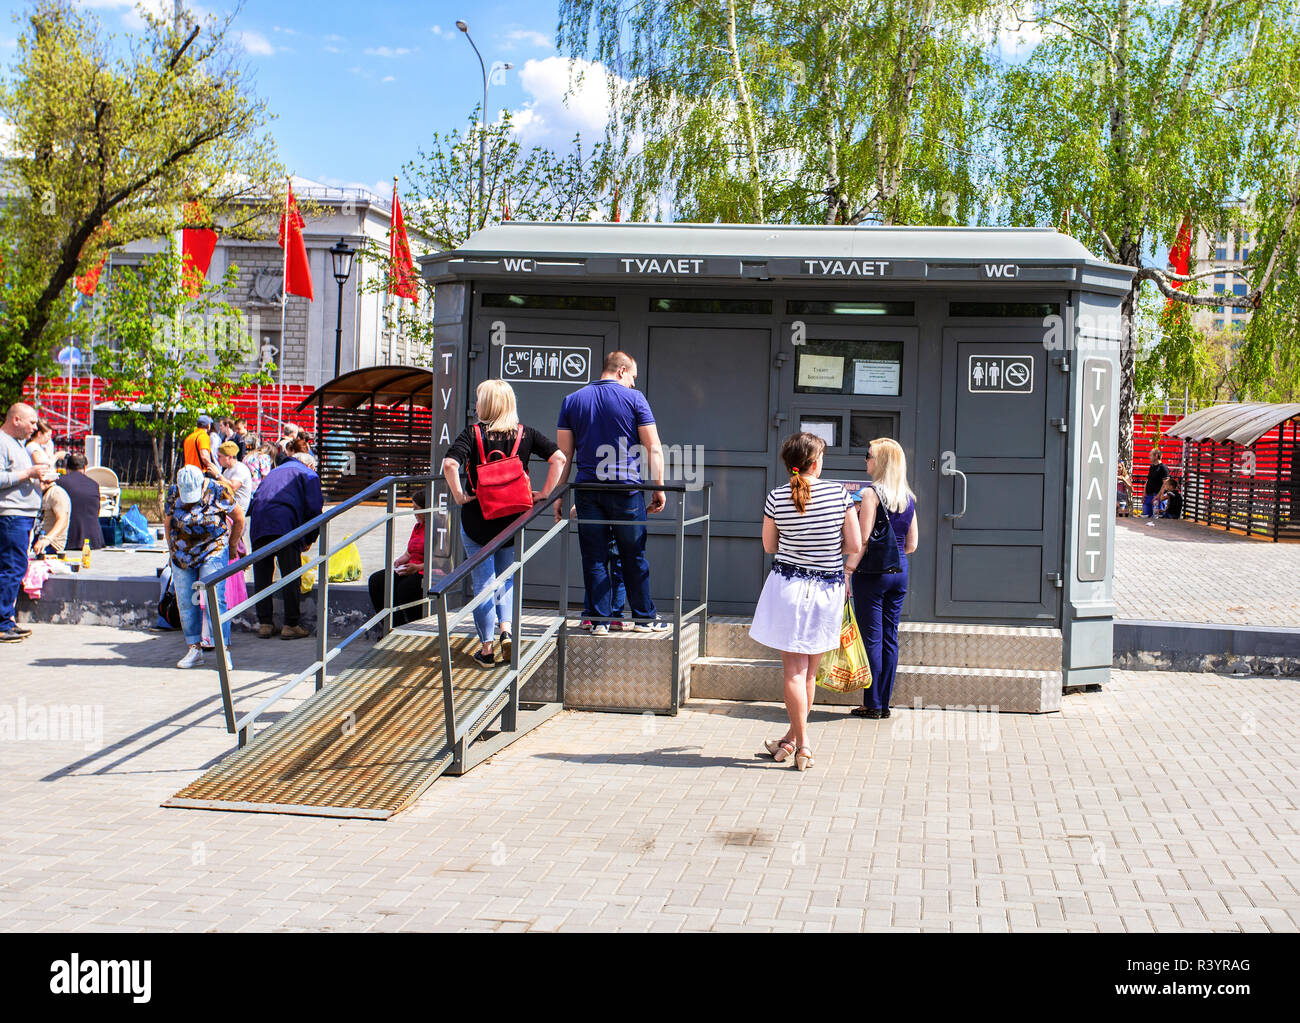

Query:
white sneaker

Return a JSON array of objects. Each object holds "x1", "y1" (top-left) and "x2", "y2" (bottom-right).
[
  {"x1": 223, "y1": 651, "x2": 233, "y2": 672},
  {"x1": 177, "y1": 646, "x2": 205, "y2": 669},
  {"x1": 591, "y1": 624, "x2": 609, "y2": 636},
  {"x1": 1146, "y1": 520, "x2": 1156, "y2": 527}
]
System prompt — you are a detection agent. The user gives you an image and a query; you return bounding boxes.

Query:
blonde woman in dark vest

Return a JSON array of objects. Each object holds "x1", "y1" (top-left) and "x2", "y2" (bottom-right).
[{"x1": 750, "y1": 433, "x2": 862, "y2": 770}]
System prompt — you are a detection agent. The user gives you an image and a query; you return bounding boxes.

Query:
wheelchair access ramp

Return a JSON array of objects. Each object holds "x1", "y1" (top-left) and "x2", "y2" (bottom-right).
[{"x1": 164, "y1": 627, "x2": 561, "y2": 819}]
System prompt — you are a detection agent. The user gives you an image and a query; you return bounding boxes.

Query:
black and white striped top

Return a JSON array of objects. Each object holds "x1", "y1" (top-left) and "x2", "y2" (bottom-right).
[{"x1": 763, "y1": 479, "x2": 853, "y2": 571}]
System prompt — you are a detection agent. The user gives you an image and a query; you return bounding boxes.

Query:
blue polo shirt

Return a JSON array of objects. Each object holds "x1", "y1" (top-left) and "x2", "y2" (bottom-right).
[{"x1": 557, "y1": 379, "x2": 656, "y2": 484}]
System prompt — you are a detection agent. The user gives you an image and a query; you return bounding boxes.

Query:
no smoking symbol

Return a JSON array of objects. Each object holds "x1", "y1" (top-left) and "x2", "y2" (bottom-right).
[
  {"x1": 563, "y1": 353, "x2": 586, "y2": 378},
  {"x1": 1005, "y1": 361, "x2": 1030, "y2": 387}
]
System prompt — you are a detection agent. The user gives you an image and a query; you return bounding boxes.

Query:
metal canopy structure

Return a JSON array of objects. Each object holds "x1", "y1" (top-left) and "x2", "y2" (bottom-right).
[
  {"x1": 297, "y1": 366, "x2": 434, "y2": 501},
  {"x1": 295, "y1": 365, "x2": 433, "y2": 412},
  {"x1": 1168, "y1": 403, "x2": 1300, "y2": 541},
  {"x1": 1167, "y1": 402, "x2": 1300, "y2": 447}
]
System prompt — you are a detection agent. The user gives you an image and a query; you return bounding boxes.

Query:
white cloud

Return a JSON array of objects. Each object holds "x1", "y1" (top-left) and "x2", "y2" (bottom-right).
[
  {"x1": 502, "y1": 28, "x2": 553, "y2": 51},
  {"x1": 323, "y1": 45, "x2": 342, "y2": 54},
  {"x1": 74, "y1": 1, "x2": 211, "y2": 33},
  {"x1": 382, "y1": 75, "x2": 395, "y2": 83},
  {"x1": 365, "y1": 46, "x2": 413, "y2": 58},
  {"x1": 510, "y1": 57, "x2": 617, "y2": 150},
  {"x1": 237, "y1": 31, "x2": 275, "y2": 57},
  {"x1": 272, "y1": 26, "x2": 299, "y2": 36}
]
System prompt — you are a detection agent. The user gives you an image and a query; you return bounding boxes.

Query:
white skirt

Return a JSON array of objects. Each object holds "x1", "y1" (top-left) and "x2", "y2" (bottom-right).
[{"x1": 749, "y1": 567, "x2": 844, "y2": 654}]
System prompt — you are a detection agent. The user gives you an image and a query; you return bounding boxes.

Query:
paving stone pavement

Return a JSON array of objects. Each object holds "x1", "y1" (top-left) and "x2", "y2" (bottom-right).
[
  {"x1": 1, "y1": 624, "x2": 1297, "y2": 933},
  {"x1": 1111, "y1": 516, "x2": 1300, "y2": 627}
]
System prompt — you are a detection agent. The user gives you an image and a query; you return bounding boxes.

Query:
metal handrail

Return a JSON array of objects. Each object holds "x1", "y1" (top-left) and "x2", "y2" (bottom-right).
[
  {"x1": 203, "y1": 471, "x2": 713, "y2": 755},
  {"x1": 428, "y1": 480, "x2": 712, "y2": 768},
  {"x1": 202, "y1": 472, "x2": 441, "y2": 744}
]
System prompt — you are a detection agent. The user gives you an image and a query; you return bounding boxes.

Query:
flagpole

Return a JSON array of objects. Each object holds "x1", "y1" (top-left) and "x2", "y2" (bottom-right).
[
  {"x1": 278, "y1": 176, "x2": 289, "y2": 434},
  {"x1": 390, "y1": 177, "x2": 398, "y2": 365}
]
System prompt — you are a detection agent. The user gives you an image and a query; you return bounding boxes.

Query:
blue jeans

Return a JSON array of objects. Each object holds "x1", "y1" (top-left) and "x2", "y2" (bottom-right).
[
  {"x1": 583, "y1": 535, "x2": 626, "y2": 621},
  {"x1": 575, "y1": 490, "x2": 655, "y2": 622},
  {"x1": 172, "y1": 549, "x2": 231, "y2": 647},
  {"x1": 1142, "y1": 495, "x2": 1157, "y2": 517},
  {"x1": 851, "y1": 562, "x2": 908, "y2": 712},
  {"x1": 0, "y1": 516, "x2": 34, "y2": 633},
  {"x1": 460, "y1": 527, "x2": 514, "y2": 644}
]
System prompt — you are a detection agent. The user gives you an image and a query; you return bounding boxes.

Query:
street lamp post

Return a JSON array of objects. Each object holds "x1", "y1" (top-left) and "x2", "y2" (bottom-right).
[
  {"x1": 456, "y1": 20, "x2": 510, "y2": 229},
  {"x1": 330, "y1": 238, "x2": 356, "y2": 379}
]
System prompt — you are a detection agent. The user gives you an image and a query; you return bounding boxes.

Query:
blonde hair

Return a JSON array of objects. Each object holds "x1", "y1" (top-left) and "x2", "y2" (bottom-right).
[
  {"x1": 869, "y1": 438, "x2": 915, "y2": 513},
  {"x1": 476, "y1": 379, "x2": 520, "y2": 434}
]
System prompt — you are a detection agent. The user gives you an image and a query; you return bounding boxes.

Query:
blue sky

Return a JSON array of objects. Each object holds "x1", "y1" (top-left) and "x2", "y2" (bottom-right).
[{"x1": 2, "y1": 0, "x2": 603, "y2": 197}]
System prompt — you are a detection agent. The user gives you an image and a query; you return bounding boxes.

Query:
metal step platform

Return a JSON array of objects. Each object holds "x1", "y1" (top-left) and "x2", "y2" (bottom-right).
[{"x1": 164, "y1": 629, "x2": 560, "y2": 819}]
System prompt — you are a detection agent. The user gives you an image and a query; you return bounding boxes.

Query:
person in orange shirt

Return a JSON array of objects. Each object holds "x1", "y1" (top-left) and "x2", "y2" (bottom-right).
[{"x1": 183, "y1": 414, "x2": 218, "y2": 478}]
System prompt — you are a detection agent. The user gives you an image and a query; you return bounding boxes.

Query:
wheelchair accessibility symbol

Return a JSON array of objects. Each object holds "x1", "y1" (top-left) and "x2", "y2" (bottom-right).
[{"x1": 501, "y1": 344, "x2": 592, "y2": 384}]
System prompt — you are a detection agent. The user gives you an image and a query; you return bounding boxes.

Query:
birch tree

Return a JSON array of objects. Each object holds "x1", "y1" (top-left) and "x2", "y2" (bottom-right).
[
  {"x1": 996, "y1": 0, "x2": 1300, "y2": 463},
  {"x1": 557, "y1": 0, "x2": 998, "y2": 225}
]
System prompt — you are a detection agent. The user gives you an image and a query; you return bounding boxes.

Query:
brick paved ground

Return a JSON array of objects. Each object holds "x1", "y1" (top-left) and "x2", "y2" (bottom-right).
[
  {"x1": 1112, "y1": 516, "x2": 1300, "y2": 627},
  {"x1": 1, "y1": 624, "x2": 1296, "y2": 932}
]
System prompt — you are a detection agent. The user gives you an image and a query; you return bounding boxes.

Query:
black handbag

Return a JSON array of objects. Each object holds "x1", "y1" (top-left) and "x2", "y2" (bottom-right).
[{"x1": 857, "y1": 484, "x2": 903, "y2": 575}]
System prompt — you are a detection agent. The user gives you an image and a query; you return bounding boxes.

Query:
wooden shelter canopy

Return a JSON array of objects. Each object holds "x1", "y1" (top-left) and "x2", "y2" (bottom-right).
[
  {"x1": 296, "y1": 366, "x2": 433, "y2": 412},
  {"x1": 1167, "y1": 402, "x2": 1300, "y2": 447}
]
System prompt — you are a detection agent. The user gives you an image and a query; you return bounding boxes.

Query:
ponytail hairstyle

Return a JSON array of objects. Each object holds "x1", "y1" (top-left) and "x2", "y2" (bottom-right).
[{"x1": 780, "y1": 432, "x2": 825, "y2": 514}]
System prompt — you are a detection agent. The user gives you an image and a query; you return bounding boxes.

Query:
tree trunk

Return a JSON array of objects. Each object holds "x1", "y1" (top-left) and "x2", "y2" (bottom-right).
[
  {"x1": 724, "y1": 0, "x2": 764, "y2": 222},
  {"x1": 1117, "y1": 233, "x2": 1143, "y2": 470}
]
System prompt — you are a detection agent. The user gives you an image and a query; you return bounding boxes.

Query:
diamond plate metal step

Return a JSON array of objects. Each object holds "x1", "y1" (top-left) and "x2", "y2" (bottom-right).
[
  {"x1": 688, "y1": 656, "x2": 1062, "y2": 713},
  {"x1": 164, "y1": 630, "x2": 559, "y2": 819},
  {"x1": 705, "y1": 617, "x2": 1062, "y2": 670}
]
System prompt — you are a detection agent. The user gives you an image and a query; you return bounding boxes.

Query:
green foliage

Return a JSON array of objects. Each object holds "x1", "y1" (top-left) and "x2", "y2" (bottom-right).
[
  {"x1": 401, "y1": 108, "x2": 614, "y2": 250},
  {"x1": 90, "y1": 248, "x2": 272, "y2": 485},
  {"x1": 558, "y1": 0, "x2": 997, "y2": 225},
  {"x1": 0, "y1": 0, "x2": 283, "y2": 407},
  {"x1": 994, "y1": 0, "x2": 1300, "y2": 459}
]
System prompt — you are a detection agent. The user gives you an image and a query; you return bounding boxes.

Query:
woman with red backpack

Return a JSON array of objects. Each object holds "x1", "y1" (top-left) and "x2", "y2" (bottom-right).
[{"x1": 442, "y1": 380, "x2": 567, "y2": 667}]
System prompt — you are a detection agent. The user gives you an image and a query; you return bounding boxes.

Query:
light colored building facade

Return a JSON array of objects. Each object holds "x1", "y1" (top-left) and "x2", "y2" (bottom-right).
[
  {"x1": 1188, "y1": 222, "x2": 1253, "y2": 335},
  {"x1": 114, "y1": 179, "x2": 436, "y2": 388}
]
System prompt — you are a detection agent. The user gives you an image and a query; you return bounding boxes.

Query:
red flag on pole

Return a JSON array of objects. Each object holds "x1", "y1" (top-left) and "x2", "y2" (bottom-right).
[
  {"x1": 76, "y1": 255, "x2": 106, "y2": 296},
  {"x1": 76, "y1": 221, "x2": 111, "y2": 296},
  {"x1": 1168, "y1": 215, "x2": 1192, "y2": 286},
  {"x1": 1164, "y1": 215, "x2": 1192, "y2": 312},
  {"x1": 182, "y1": 200, "x2": 219, "y2": 298},
  {"x1": 278, "y1": 184, "x2": 314, "y2": 301},
  {"x1": 389, "y1": 181, "x2": 418, "y2": 301}
]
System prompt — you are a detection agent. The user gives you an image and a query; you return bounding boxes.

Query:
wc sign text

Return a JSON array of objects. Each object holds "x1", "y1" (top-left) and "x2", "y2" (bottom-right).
[{"x1": 501, "y1": 344, "x2": 591, "y2": 384}]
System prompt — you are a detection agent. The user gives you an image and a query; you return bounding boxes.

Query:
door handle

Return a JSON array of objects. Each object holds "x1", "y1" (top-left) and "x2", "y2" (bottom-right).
[
  {"x1": 942, "y1": 464, "x2": 968, "y2": 521},
  {"x1": 772, "y1": 412, "x2": 788, "y2": 429}
]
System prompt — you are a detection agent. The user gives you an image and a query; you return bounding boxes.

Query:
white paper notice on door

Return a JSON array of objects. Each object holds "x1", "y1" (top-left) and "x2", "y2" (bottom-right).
[
  {"x1": 799, "y1": 419, "x2": 838, "y2": 446},
  {"x1": 853, "y1": 358, "x2": 900, "y2": 395},
  {"x1": 797, "y1": 354, "x2": 845, "y2": 390}
]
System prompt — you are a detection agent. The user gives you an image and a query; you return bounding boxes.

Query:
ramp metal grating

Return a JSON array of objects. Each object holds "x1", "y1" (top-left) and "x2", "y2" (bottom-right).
[{"x1": 164, "y1": 631, "x2": 555, "y2": 819}]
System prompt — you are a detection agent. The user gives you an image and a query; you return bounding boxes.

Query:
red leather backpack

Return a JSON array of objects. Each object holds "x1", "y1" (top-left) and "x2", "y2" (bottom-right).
[{"x1": 473, "y1": 425, "x2": 534, "y2": 520}]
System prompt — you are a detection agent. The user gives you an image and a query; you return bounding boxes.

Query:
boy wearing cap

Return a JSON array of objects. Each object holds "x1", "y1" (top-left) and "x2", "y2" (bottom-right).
[{"x1": 163, "y1": 464, "x2": 245, "y2": 669}]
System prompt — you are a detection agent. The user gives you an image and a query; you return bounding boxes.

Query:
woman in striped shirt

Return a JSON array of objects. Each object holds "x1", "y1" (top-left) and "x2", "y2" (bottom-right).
[{"x1": 750, "y1": 432, "x2": 862, "y2": 770}]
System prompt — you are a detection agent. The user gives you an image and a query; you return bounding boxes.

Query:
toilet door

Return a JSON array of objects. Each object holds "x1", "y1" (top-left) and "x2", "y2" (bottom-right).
[{"x1": 934, "y1": 327, "x2": 1066, "y2": 622}]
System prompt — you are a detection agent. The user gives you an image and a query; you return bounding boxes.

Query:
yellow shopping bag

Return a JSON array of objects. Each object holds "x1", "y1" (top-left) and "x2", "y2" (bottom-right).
[
  {"x1": 300, "y1": 552, "x2": 317, "y2": 595},
  {"x1": 814, "y1": 600, "x2": 873, "y2": 693},
  {"x1": 328, "y1": 540, "x2": 363, "y2": 582}
]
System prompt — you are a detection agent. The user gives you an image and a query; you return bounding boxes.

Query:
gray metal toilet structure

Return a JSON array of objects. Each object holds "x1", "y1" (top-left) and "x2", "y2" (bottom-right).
[{"x1": 421, "y1": 223, "x2": 1134, "y2": 706}]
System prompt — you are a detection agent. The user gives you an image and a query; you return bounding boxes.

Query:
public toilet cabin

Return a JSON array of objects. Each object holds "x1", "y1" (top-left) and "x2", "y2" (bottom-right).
[
  {"x1": 1167, "y1": 402, "x2": 1300, "y2": 541},
  {"x1": 421, "y1": 223, "x2": 1135, "y2": 712}
]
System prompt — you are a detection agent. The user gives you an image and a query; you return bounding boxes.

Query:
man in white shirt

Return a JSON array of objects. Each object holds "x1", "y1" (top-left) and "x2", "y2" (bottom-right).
[{"x1": 0, "y1": 403, "x2": 47, "y2": 640}]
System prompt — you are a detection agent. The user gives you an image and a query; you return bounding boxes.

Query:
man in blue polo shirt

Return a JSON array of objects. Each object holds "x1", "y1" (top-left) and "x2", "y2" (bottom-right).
[{"x1": 554, "y1": 351, "x2": 667, "y2": 634}]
